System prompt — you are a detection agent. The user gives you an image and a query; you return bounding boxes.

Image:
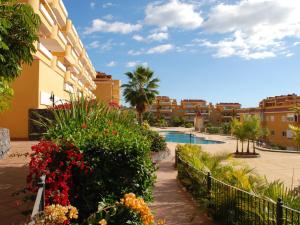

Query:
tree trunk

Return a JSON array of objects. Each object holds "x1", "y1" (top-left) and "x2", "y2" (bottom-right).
[
  {"x1": 241, "y1": 141, "x2": 244, "y2": 153},
  {"x1": 247, "y1": 139, "x2": 250, "y2": 154},
  {"x1": 137, "y1": 111, "x2": 143, "y2": 125},
  {"x1": 236, "y1": 139, "x2": 239, "y2": 154},
  {"x1": 253, "y1": 141, "x2": 256, "y2": 154}
]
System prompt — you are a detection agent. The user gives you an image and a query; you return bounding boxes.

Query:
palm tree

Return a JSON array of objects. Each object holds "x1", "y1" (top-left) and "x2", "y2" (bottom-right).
[
  {"x1": 122, "y1": 66, "x2": 160, "y2": 124},
  {"x1": 231, "y1": 119, "x2": 241, "y2": 154}
]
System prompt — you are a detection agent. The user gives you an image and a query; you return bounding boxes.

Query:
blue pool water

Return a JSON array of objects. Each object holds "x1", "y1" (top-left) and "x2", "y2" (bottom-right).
[{"x1": 160, "y1": 131, "x2": 224, "y2": 144}]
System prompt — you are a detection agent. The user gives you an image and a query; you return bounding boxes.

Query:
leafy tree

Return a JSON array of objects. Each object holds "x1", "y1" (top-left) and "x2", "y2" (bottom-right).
[
  {"x1": 0, "y1": 0, "x2": 40, "y2": 112},
  {"x1": 122, "y1": 66, "x2": 160, "y2": 124},
  {"x1": 0, "y1": 77, "x2": 13, "y2": 112},
  {"x1": 221, "y1": 122, "x2": 231, "y2": 135},
  {"x1": 0, "y1": 0, "x2": 40, "y2": 80},
  {"x1": 171, "y1": 116, "x2": 185, "y2": 127}
]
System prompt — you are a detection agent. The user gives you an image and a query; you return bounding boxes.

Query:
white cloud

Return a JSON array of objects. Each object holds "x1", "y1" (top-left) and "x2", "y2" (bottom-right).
[
  {"x1": 148, "y1": 32, "x2": 169, "y2": 41},
  {"x1": 84, "y1": 19, "x2": 142, "y2": 34},
  {"x1": 133, "y1": 35, "x2": 145, "y2": 42},
  {"x1": 294, "y1": 42, "x2": 300, "y2": 46},
  {"x1": 132, "y1": 32, "x2": 169, "y2": 42},
  {"x1": 128, "y1": 49, "x2": 143, "y2": 56},
  {"x1": 102, "y1": 14, "x2": 114, "y2": 21},
  {"x1": 201, "y1": 0, "x2": 300, "y2": 59},
  {"x1": 106, "y1": 61, "x2": 116, "y2": 67},
  {"x1": 90, "y1": 2, "x2": 96, "y2": 9},
  {"x1": 88, "y1": 40, "x2": 116, "y2": 51},
  {"x1": 147, "y1": 44, "x2": 173, "y2": 54},
  {"x1": 126, "y1": 61, "x2": 148, "y2": 68},
  {"x1": 145, "y1": 0, "x2": 203, "y2": 30},
  {"x1": 102, "y1": 2, "x2": 114, "y2": 8}
]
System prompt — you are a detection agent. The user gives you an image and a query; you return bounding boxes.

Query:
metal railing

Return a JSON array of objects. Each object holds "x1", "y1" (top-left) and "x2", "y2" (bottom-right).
[
  {"x1": 28, "y1": 175, "x2": 46, "y2": 225},
  {"x1": 176, "y1": 153, "x2": 300, "y2": 225}
]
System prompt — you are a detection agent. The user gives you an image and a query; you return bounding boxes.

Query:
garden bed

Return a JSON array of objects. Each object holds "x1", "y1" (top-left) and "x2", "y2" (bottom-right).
[{"x1": 232, "y1": 152, "x2": 260, "y2": 158}]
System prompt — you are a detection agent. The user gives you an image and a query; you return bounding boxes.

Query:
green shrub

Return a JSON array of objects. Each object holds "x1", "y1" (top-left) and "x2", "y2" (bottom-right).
[
  {"x1": 206, "y1": 126, "x2": 221, "y2": 134},
  {"x1": 170, "y1": 116, "x2": 185, "y2": 127},
  {"x1": 142, "y1": 129, "x2": 166, "y2": 152},
  {"x1": 184, "y1": 122, "x2": 193, "y2": 128},
  {"x1": 37, "y1": 97, "x2": 156, "y2": 219},
  {"x1": 221, "y1": 122, "x2": 231, "y2": 135}
]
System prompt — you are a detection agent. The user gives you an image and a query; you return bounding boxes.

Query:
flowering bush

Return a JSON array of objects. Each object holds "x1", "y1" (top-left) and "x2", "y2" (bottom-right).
[
  {"x1": 85, "y1": 194, "x2": 164, "y2": 225},
  {"x1": 31, "y1": 204, "x2": 78, "y2": 225},
  {"x1": 27, "y1": 141, "x2": 88, "y2": 206}
]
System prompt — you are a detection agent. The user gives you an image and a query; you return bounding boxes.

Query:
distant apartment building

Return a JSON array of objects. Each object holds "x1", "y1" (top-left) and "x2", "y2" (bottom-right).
[
  {"x1": 179, "y1": 99, "x2": 207, "y2": 123},
  {"x1": 149, "y1": 96, "x2": 176, "y2": 120},
  {"x1": 0, "y1": 0, "x2": 98, "y2": 139},
  {"x1": 93, "y1": 72, "x2": 121, "y2": 106},
  {"x1": 239, "y1": 94, "x2": 300, "y2": 150},
  {"x1": 215, "y1": 103, "x2": 241, "y2": 123}
]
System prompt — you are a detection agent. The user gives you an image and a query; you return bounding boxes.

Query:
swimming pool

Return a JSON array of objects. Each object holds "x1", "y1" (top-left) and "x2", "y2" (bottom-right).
[{"x1": 160, "y1": 131, "x2": 224, "y2": 144}]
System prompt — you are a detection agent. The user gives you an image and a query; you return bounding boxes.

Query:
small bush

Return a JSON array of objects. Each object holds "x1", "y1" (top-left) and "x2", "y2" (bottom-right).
[
  {"x1": 206, "y1": 126, "x2": 221, "y2": 134},
  {"x1": 184, "y1": 122, "x2": 193, "y2": 128},
  {"x1": 142, "y1": 129, "x2": 167, "y2": 152}
]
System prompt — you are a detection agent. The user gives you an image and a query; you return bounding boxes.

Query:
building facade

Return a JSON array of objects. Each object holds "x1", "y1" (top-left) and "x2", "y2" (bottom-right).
[
  {"x1": 239, "y1": 94, "x2": 300, "y2": 150},
  {"x1": 93, "y1": 72, "x2": 121, "y2": 106},
  {"x1": 0, "y1": 0, "x2": 97, "y2": 139},
  {"x1": 149, "y1": 96, "x2": 176, "y2": 120}
]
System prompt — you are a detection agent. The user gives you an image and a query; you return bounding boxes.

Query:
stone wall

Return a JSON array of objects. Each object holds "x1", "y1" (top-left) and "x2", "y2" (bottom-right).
[{"x1": 0, "y1": 128, "x2": 11, "y2": 159}]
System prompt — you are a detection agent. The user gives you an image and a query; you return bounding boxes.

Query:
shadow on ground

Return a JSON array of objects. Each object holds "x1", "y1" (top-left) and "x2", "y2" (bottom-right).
[{"x1": 0, "y1": 166, "x2": 33, "y2": 225}]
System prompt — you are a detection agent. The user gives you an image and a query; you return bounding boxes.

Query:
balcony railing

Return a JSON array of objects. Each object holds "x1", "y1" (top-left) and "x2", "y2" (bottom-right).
[
  {"x1": 57, "y1": 60, "x2": 66, "y2": 72},
  {"x1": 38, "y1": 42, "x2": 53, "y2": 60},
  {"x1": 47, "y1": 0, "x2": 68, "y2": 27}
]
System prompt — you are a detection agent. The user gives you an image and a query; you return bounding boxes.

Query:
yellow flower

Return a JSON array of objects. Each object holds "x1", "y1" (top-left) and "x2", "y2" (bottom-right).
[
  {"x1": 68, "y1": 206, "x2": 78, "y2": 219},
  {"x1": 99, "y1": 219, "x2": 107, "y2": 225}
]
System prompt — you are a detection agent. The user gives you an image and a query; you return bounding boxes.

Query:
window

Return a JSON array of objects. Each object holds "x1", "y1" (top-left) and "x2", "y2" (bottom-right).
[
  {"x1": 282, "y1": 131, "x2": 287, "y2": 137},
  {"x1": 270, "y1": 116, "x2": 275, "y2": 122}
]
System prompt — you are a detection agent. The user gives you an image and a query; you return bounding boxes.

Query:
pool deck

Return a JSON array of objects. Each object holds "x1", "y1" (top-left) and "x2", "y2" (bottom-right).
[{"x1": 154, "y1": 127, "x2": 300, "y2": 189}]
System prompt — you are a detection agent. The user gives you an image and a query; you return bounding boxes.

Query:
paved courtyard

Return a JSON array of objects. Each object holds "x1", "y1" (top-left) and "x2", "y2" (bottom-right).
[
  {"x1": 0, "y1": 141, "x2": 37, "y2": 225},
  {"x1": 157, "y1": 127, "x2": 300, "y2": 189}
]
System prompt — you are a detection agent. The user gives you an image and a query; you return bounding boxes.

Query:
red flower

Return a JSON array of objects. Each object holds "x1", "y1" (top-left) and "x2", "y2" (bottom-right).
[
  {"x1": 81, "y1": 123, "x2": 88, "y2": 129},
  {"x1": 112, "y1": 130, "x2": 118, "y2": 136},
  {"x1": 27, "y1": 141, "x2": 88, "y2": 207}
]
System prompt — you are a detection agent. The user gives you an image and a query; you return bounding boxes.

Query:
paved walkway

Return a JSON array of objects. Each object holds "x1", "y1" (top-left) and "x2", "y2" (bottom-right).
[
  {"x1": 150, "y1": 144, "x2": 216, "y2": 225},
  {"x1": 0, "y1": 141, "x2": 37, "y2": 225}
]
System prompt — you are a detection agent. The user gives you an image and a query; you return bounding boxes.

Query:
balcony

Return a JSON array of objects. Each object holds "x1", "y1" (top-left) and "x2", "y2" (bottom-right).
[
  {"x1": 56, "y1": 59, "x2": 66, "y2": 76},
  {"x1": 22, "y1": 0, "x2": 56, "y2": 35},
  {"x1": 64, "y1": 20, "x2": 78, "y2": 47},
  {"x1": 64, "y1": 45, "x2": 78, "y2": 66},
  {"x1": 47, "y1": 0, "x2": 68, "y2": 27},
  {"x1": 35, "y1": 42, "x2": 53, "y2": 63},
  {"x1": 40, "y1": 26, "x2": 67, "y2": 52}
]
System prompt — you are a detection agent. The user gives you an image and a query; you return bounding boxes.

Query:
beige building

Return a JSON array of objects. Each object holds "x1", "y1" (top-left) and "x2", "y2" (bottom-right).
[
  {"x1": 239, "y1": 94, "x2": 300, "y2": 150},
  {"x1": 0, "y1": 0, "x2": 97, "y2": 139},
  {"x1": 93, "y1": 72, "x2": 121, "y2": 106}
]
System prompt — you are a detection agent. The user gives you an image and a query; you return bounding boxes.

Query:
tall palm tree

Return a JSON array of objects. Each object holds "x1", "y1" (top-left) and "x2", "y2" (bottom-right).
[
  {"x1": 122, "y1": 66, "x2": 160, "y2": 124},
  {"x1": 231, "y1": 119, "x2": 241, "y2": 154}
]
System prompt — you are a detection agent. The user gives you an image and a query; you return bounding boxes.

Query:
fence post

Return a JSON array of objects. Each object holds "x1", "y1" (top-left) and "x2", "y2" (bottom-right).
[
  {"x1": 276, "y1": 198, "x2": 283, "y2": 225},
  {"x1": 38, "y1": 175, "x2": 46, "y2": 212},
  {"x1": 207, "y1": 172, "x2": 212, "y2": 199},
  {"x1": 175, "y1": 149, "x2": 178, "y2": 168}
]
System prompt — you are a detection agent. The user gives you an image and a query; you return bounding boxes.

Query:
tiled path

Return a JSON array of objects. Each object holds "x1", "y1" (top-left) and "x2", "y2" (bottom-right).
[
  {"x1": 0, "y1": 141, "x2": 36, "y2": 225},
  {"x1": 150, "y1": 145, "x2": 216, "y2": 225}
]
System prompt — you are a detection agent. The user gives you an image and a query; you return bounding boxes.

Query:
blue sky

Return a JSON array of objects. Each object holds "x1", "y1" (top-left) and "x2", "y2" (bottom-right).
[{"x1": 64, "y1": 0, "x2": 300, "y2": 107}]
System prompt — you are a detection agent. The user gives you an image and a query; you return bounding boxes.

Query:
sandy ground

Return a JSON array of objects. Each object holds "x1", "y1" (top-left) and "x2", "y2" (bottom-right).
[
  {"x1": 0, "y1": 141, "x2": 37, "y2": 225},
  {"x1": 155, "y1": 127, "x2": 300, "y2": 189}
]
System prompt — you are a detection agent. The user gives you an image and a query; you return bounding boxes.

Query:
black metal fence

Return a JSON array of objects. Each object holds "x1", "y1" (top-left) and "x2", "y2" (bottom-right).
[
  {"x1": 28, "y1": 175, "x2": 46, "y2": 225},
  {"x1": 176, "y1": 154, "x2": 300, "y2": 225}
]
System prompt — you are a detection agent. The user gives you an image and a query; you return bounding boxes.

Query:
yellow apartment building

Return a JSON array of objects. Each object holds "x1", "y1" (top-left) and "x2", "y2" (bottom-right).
[
  {"x1": 179, "y1": 99, "x2": 207, "y2": 123},
  {"x1": 0, "y1": 0, "x2": 97, "y2": 139},
  {"x1": 93, "y1": 72, "x2": 121, "y2": 106},
  {"x1": 149, "y1": 96, "x2": 176, "y2": 120},
  {"x1": 215, "y1": 103, "x2": 241, "y2": 123},
  {"x1": 239, "y1": 94, "x2": 300, "y2": 150}
]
